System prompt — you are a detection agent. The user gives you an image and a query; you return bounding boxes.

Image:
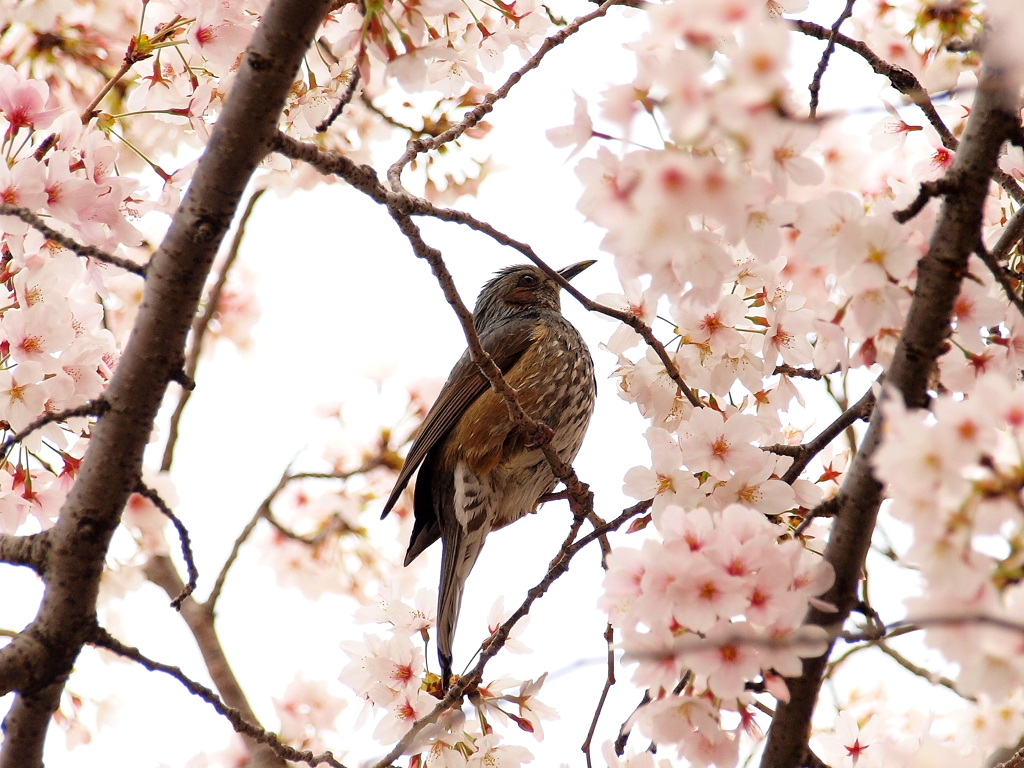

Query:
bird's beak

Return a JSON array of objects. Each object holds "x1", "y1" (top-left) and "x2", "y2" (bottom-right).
[{"x1": 558, "y1": 260, "x2": 596, "y2": 282}]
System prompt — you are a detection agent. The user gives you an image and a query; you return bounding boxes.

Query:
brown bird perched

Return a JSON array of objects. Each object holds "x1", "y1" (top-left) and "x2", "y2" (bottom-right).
[{"x1": 380, "y1": 262, "x2": 596, "y2": 688}]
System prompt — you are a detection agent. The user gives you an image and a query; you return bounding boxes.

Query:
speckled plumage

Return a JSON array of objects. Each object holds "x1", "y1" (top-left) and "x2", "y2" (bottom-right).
[{"x1": 380, "y1": 262, "x2": 596, "y2": 688}]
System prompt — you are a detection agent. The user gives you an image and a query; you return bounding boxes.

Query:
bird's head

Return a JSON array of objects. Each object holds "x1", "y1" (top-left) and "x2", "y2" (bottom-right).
[{"x1": 473, "y1": 261, "x2": 595, "y2": 328}]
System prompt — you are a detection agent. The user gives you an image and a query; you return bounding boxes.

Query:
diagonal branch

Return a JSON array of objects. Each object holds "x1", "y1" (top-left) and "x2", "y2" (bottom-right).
[
  {"x1": 90, "y1": 627, "x2": 345, "y2": 768},
  {"x1": 0, "y1": 399, "x2": 109, "y2": 464},
  {"x1": 793, "y1": 20, "x2": 1024, "y2": 207},
  {"x1": 763, "y1": 383, "x2": 876, "y2": 484},
  {"x1": 386, "y1": 0, "x2": 625, "y2": 192},
  {"x1": 806, "y1": 0, "x2": 858, "y2": 119},
  {"x1": 271, "y1": 133, "x2": 703, "y2": 408},
  {"x1": 0, "y1": 205, "x2": 146, "y2": 276},
  {"x1": 387, "y1": 212, "x2": 591, "y2": 507},
  {"x1": 160, "y1": 187, "x2": 266, "y2": 472}
]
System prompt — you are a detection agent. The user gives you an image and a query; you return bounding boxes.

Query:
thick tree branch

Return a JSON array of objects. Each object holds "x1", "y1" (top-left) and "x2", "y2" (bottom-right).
[
  {"x1": 760, "y1": 59, "x2": 1022, "y2": 768},
  {"x1": 0, "y1": 683, "x2": 63, "y2": 768},
  {"x1": 0, "y1": 532, "x2": 48, "y2": 572},
  {"x1": 0, "y1": 1, "x2": 334, "y2": 764}
]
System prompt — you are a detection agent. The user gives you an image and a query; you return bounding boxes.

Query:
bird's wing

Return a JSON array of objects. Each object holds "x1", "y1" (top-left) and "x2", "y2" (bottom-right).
[{"x1": 379, "y1": 315, "x2": 537, "y2": 519}]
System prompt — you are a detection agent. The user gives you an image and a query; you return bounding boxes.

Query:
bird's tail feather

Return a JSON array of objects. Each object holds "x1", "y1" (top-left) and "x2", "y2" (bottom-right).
[{"x1": 437, "y1": 521, "x2": 489, "y2": 689}]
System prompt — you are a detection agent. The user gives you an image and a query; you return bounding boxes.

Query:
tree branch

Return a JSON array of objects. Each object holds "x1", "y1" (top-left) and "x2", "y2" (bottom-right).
[
  {"x1": 271, "y1": 132, "x2": 703, "y2": 408},
  {"x1": 874, "y1": 641, "x2": 971, "y2": 700},
  {"x1": 763, "y1": 383, "x2": 876, "y2": 485},
  {"x1": 134, "y1": 483, "x2": 198, "y2": 609},
  {"x1": 161, "y1": 187, "x2": 266, "y2": 472},
  {"x1": 0, "y1": 532, "x2": 48, "y2": 572},
  {"x1": 316, "y1": 67, "x2": 361, "y2": 133},
  {"x1": 385, "y1": 0, "x2": 625, "y2": 193},
  {"x1": 806, "y1": 0, "x2": 858, "y2": 119},
  {"x1": 0, "y1": 400, "x2": 108, "y2": 463},
  {"x1": 581, "y1": 622, "x2": 616, "y2": 768},
  {"x1": 0, "y1": 205, "x2": 146, "y2": 276},
  {"x1": 143, "y1": 556, "x2": 287, "y2": 768},
  {"x1": 90, "y1": 627, "x2": 343, "y2": 768},
  {"x1": 793, "y1": 21, "x2": 1024, "y2": 205}
]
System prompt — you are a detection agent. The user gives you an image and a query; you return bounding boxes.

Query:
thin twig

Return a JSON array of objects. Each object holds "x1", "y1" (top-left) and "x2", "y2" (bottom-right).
[
  {"x1": 134, "y1": 483, "x2": 198, "y2": 609},
  {"x1": 991, "y1": 204, "x2": 1024, "y2": 263},
  {"x1": 206, "y1": 461, "x2": 293, "y2": 611},
  {"x1": 792, "y1": 496, "x2": 840, "y2": 538},
  {"x1": 0, "y1": 399, "x2": 108, "y2": 463},
  {"x1": 763, "y1": 384, "x2": 876, "y2": 484},
  {"x1": 875, "y1": 641, "x2": 972, "y2": 700},
  {"x1": 792, "y1": 20, "x2": 958, "y2": 150},
  {"x1": 977, "y1": 240, "x2": 1024, "y2": 320},
  {"x1": 892, "y1": 179, "x2": 953, "y2": 224},
  {"x1": 80, "y1": 60, "x2": 134, "y2": 122},
  {"x1": 316, "y1": 67, "x2": 362, "y2": 133},
  {"x1": 795, "y1": 19, "x2": 1024, "y2": 209},
  {"x1": 360, "y1": 93, "x2": 423, "y2": 134},
  {"x1": 405, "y1": 204, "x2": 704, "y2": 408},
  {"x1": 90, "y1": 626, "x2": 348, "y2": 768},
  {"x1": 387, "y1": 211, "x2": 591, "y2": 507},
  {"x1": 161, "y1": 188, "x2": 266, "y2": 472},
  {"x1": 0, "y1": 205, "x2": 146, "y2": 276},
  {"x1": 205, "y1": 457, "x2": 387, "y2": 610},
  {"x1": 807, "y1": 0, "x2": 858, "y2": 119},
  {"x1": 614, "y1": 690, "x2": 650, "y2": 755},
  {"x1": 774, "y1": 364, "x2": 827, "y2": 380},
  {"x1": 386, "y1": 0, "x2": 626, "y2": 193},
  {"x1": 581, "y1": 622, "x2": 616, "y2": 768}
]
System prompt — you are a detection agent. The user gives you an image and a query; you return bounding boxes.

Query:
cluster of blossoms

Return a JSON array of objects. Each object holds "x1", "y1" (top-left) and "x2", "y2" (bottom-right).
[
  {"x1": 601, "y1": 504, "x2": 833, "y2": 765},
  {"x1": 340, "y1": 585, "x2": 552, "y2": 768},
  {"x1": 544, "y1": 0, "x2": 1024, "y2": 763},
  {"x1": 873, "y1": 373, "x2": 1024, "y2": 705}
]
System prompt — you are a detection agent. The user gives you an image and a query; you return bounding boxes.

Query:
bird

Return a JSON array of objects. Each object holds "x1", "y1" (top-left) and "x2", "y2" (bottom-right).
[{"x1": 380, "y1": 261, "x2": 597, "y2": 689}]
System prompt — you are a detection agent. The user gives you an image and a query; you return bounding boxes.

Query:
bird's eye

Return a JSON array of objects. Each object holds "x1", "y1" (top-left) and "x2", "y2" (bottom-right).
[{"x1": 519, "y1": 274, "x2": 537, "y2": 287}]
